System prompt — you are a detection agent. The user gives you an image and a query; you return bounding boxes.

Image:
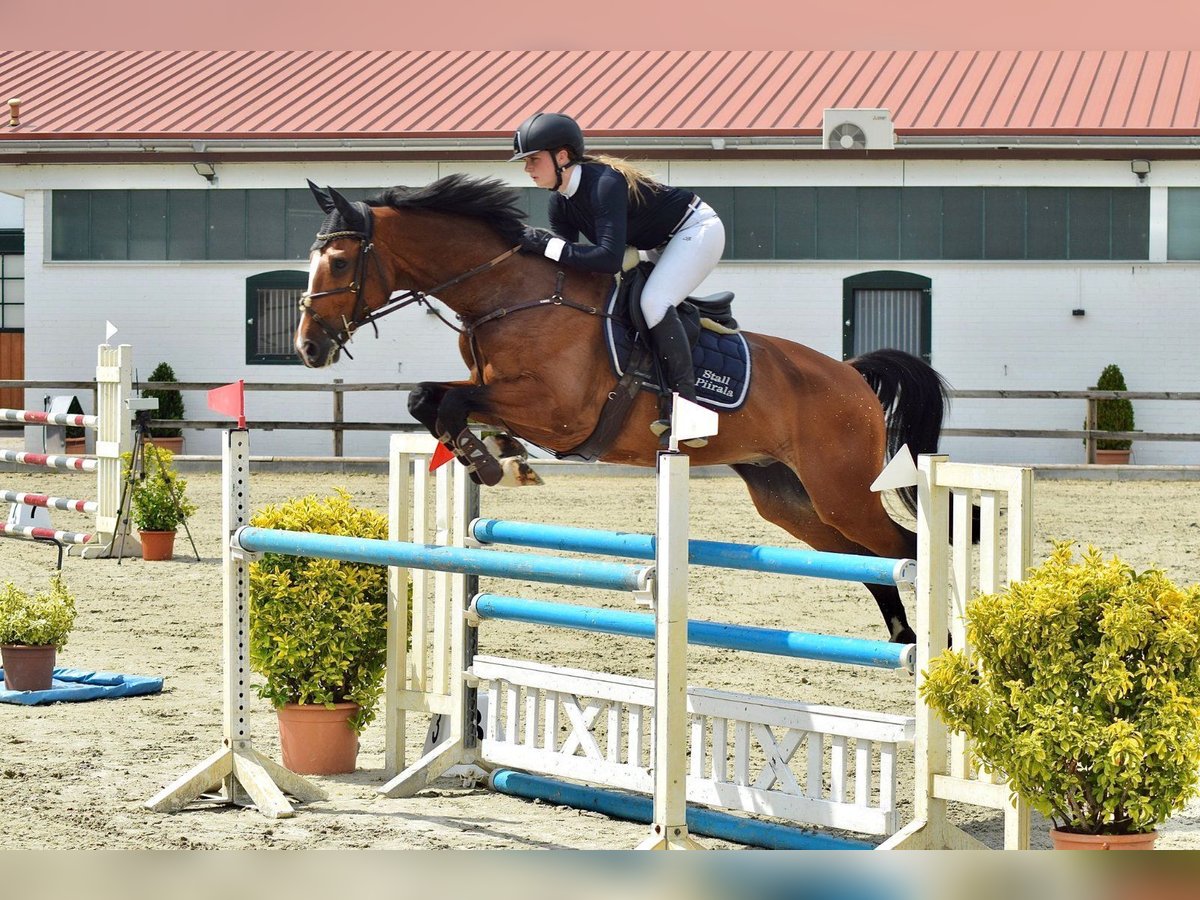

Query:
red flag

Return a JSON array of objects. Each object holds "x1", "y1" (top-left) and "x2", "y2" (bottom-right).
[
  {"x1": 207, "y1": 380, "x2": 246, "y2": 428},
  {"x1": 429, "y1": 441, "x2": 456, "y2": 472}
]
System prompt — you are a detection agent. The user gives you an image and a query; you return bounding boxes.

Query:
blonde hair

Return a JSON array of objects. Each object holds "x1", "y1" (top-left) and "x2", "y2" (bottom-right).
[{"x1": 582, "y1": 154, "x2": 660, "y2": 206}]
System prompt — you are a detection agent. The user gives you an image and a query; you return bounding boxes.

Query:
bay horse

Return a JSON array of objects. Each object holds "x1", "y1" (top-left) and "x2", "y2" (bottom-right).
[{"x1": 296, "y1": 175, "x2": 951, "y2": 644}]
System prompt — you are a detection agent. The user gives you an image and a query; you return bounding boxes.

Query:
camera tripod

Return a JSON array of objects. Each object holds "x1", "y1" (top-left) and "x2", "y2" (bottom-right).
[{"x1": 110, "y1": 409, "x2": 200, "y2": 563}]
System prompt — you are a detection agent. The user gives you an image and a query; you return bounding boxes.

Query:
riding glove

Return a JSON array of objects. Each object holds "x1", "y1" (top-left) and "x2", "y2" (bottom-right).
[{"x1": 518, "y1": 226, "x2": 555, "y2": 256}]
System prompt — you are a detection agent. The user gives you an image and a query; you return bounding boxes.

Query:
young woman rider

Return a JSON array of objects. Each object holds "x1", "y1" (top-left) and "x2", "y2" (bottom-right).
[{"x1": 510, "y1": 112, "x2": 725, "y2": 441}]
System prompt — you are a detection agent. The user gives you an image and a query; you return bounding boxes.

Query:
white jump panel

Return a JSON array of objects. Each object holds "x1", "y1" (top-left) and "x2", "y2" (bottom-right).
[{"x1": 474, "y1": 655, "x2": 914, "y2": 836}]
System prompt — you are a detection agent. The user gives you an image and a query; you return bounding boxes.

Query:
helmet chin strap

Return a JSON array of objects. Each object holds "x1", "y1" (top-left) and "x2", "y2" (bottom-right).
[{"x1": 550, "y1": 153, "x2": 576, "y2": 192}]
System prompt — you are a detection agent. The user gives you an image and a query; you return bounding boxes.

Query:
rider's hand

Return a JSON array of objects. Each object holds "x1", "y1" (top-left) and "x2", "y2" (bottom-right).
[{"x1": 518, "y1": 226, "x2": 555, "y2": 256}]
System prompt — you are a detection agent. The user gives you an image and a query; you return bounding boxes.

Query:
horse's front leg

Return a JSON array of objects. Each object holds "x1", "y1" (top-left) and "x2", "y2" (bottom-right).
[
  {"x1": 408, "y1": 381, "x2": 458, "y2": 437},
  {"x1": 408, "y1": 379, "x2": 504, "y2": 486}
]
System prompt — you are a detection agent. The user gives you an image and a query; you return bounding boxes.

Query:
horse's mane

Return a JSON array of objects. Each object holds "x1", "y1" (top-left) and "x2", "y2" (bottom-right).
[{"x1": 372, "y1": 174, "x2": 527, "y2": 244}]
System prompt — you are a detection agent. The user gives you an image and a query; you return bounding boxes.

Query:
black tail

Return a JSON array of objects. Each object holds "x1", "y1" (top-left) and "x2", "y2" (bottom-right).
[{"x1": 850, "y1": 349, "x2": 950, "y2": 516}]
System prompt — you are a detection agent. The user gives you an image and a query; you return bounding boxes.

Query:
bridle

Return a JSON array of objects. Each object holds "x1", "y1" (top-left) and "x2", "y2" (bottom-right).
[
  {"x1": 298, "y1": 201, "x2": 615, "y2": 365},
  {"x1": 298, "y1": 202, "x2": 520, "y2": 359}
]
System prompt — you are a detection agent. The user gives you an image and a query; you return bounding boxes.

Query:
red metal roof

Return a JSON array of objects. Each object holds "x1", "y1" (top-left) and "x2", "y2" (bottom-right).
[{"x1": 2, "y1": 50, "x2": 1199, "y2": 141}]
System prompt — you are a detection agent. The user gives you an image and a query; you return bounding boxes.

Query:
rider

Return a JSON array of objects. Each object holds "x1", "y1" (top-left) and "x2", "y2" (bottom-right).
[{"x1": 510, "y1": 112, "x2": 726, "y2": 441}]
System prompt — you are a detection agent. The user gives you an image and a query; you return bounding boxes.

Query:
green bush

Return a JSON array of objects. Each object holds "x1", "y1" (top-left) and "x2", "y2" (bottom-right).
[
  {"x1": 247, "y1": 490, "x2": 395, "y2": 734},
  {"x1": 122, "y1": 443, "x2": 197, "y2": 532},
  {"x1": 920, "y1": 541, "x2": 1200, "y2": 836},
  {"x1": 1095, "y1": 363, "x2": 1135, "y2": 451},
  {"x1": 144, "y1": 362, "x2": 184, "y2": 439},
  {"x1": 0, "y1": 576, "x2": 77, "y2": 649}
]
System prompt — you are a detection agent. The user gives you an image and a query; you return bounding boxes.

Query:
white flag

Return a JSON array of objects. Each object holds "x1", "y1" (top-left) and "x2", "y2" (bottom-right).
[
  {"x1": 870, "y1": 444, "x2": 919, "y2": 491},
  {"x1": 672, "y1": 394, "x2": 719, "y2": 445}
]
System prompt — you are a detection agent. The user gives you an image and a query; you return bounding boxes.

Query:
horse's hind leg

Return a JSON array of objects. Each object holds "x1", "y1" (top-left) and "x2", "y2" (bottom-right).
[{"x1": 731, "y1": 462, "x2": 916, "y2": 643}]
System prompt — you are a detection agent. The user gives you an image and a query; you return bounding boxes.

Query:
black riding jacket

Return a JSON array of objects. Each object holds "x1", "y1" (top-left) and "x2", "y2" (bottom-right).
[{"x1": 548, "y1": 162, "x2": 697, "y2": 274}]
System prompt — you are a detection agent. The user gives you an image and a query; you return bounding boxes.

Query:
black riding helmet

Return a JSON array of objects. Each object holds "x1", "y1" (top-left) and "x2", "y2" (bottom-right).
[
  {"x1": 510, "y1": 112, "x2": 585, "y2": 191},
  {"x1": 509, "y1": 112, "x2": 585, "y2": 162}
]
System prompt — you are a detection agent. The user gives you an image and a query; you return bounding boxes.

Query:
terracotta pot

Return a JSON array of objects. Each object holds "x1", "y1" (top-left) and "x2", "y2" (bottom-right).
[
  {"x1": 139, "y1": 530, "x2": 177, "y2": 561},
  {"x1": 1050, "y1": 828, "x2": 1158, "y2": 850},
  {"x1": 1094, "y1": 448, "x2": 1132, "y2": 465},
  {"x1": 65, "y1": 436, "x2": 87, "y2": 456},
  {"x1": 148, "y1": 436, "x2": 184, "y2": 455},
  {"x1": 276, "y1": 702, "x2": 360, "y2": 775},
  {"x1": 1, "y1": 644, "x2": 57, "y2": 692}
]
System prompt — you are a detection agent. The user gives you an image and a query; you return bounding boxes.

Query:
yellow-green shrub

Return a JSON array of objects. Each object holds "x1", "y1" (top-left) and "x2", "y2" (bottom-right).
[
  {"x1": 121, "y1": 443, "x2": 197, "y2": 532},
  {"x1": 248, "y1": 490, "x2": 390, "y2": 734},
  {"x1": 920, "y1": 541, "x2": 1200, "y2": 835},
  {"x1": 0, "y1": 576, "x2": 77, "y2": 649}
]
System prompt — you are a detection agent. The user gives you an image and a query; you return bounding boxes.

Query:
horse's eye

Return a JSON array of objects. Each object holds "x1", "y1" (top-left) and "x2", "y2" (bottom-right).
[{"x1": 331, "y1": 258, "x2": 349, "y2": 273}]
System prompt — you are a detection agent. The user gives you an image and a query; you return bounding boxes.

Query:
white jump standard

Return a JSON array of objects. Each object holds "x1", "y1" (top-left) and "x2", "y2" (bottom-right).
[
  {"x1": 0, "y1": 343, "x2": 140, "y2": 559},
  {"x1": 145, "y1": 429, "x2": 325, "y2": 819}
]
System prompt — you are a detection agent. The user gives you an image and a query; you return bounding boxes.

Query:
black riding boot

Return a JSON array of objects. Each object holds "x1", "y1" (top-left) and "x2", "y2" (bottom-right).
[{"x1": 648, "y1": 306, "x2": 708, "y2": 448}]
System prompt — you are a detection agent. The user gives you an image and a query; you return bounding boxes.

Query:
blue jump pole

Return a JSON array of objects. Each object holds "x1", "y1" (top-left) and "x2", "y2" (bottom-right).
[
  {"x1": 233, "y1": 527, "x2": 652, "y2": 593},
  {"x1": 472, "y1": 593, "x2": 915, "y2": 671},
  {"x1": 489, "y1": 769, "x2": 873, "y2": 850},
  {"x1": 470, "y1": 518, "x2": 915, "y2": 587}
]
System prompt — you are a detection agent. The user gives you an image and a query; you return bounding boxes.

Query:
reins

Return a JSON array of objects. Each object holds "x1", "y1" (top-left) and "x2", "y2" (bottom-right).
[
  {"x1": 301, "y1": 234, "x2": 618, "y2": 366},
  {"x1": 458, "y1": 269, "x2": 615, "y2": 377},
  {"x1": 466, "y1": 271, "x2": 608, "y2": 330}
]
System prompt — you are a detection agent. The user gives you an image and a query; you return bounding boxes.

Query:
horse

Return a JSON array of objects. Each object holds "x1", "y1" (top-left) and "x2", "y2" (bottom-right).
[{"x1": 296, "y1": 175, "x2": 952, "y2": 644}]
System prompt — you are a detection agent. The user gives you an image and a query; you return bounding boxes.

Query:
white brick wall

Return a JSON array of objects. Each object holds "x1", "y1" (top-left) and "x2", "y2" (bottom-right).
[
  {"x1": 6, "y1": 161, "x2": 1200, "y2": 463},
  {"x1": 714, "y1": 260, "x2": 1200, "y2": 466}
]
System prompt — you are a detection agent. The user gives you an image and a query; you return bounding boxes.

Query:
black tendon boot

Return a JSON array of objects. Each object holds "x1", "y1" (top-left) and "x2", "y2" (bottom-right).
[{"x1": 648, "y1": 306, "x2": 708, "y2": 448}]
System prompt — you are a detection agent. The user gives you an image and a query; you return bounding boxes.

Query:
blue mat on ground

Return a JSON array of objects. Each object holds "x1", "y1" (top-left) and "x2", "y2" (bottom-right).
[{"x1": 0, "y1": 667, "x2": 163, "y2": 705}]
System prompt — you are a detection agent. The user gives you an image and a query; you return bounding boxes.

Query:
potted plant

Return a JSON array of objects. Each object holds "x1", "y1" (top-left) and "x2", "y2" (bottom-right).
[
  {"x1": 0, "y1": 576, "x2": 77, "y2": 692},
  {"x1": 143, "y1": 361, "x2": 185, "y2": 455},
  {"x1": 1091, "y1": 363, "x2": 1135, "y2": 464},
  {"x1": 247, "y1": 490, "x2": 391, "y2": 775},
  {"x1": 920, "y1": 541, "x2": 1200, "y2": 849},
  {"x1": 123, "y1": 442, "x2": 197, "y2": 561}
]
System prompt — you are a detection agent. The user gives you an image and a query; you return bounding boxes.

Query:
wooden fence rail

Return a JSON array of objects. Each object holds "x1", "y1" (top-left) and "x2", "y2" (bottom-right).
[{"x1": 1, "y1": 380, "x2": 1197, "y2": 460}]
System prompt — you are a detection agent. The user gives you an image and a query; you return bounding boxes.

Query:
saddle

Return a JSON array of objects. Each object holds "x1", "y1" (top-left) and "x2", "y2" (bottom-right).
[
  {"x1": 623, "y1": 261, "x2": 740, "y2": 343},
  {"x1": 558, "y1": 260, "x2": 751, "y2": 462}
]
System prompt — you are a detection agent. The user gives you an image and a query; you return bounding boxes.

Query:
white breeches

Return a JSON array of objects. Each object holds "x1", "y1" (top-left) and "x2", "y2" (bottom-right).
[{"x1": 640, "y1": 202, "x2": 725, "y2": 328}]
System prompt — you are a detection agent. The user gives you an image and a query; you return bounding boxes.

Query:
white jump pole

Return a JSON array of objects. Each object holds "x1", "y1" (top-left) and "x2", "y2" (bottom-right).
[{"x1": 1, "y1": 343, "x2": 137, "y2": 557}]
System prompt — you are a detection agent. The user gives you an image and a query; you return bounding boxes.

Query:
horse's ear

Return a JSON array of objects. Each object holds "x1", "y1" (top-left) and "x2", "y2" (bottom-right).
[
  {"x1": 308, "y1": 179, "x2": 336, "y2": 214},
  {"x1": 329, "y1": 187, "x2": 360, "y2": 224}
]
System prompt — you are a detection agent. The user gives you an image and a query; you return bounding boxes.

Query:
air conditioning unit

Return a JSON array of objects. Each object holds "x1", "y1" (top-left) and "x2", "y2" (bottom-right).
[{"x1": 822, "y1": 108, "x2": 895, "y2": 151}]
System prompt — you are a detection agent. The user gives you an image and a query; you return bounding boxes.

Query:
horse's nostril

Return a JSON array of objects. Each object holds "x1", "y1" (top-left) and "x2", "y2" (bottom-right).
[{"x1": 298, "y1": 340, "x2": 320, "y2": 366}]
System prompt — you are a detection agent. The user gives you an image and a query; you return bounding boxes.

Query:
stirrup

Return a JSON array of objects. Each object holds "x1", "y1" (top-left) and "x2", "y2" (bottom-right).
[{"x1": 648, "y1": 417, "x2": 708, "y2": 448}]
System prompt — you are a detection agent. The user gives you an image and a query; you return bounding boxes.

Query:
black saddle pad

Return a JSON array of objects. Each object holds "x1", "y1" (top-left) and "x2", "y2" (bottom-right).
[{"x1": 602, "y1": 281, "x2": 751, "y2": 411}]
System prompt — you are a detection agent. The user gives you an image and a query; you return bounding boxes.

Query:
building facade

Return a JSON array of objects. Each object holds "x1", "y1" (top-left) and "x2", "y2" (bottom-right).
[{"x1": 2, "y1": 51, "x2": 1198, "y2": 463}]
